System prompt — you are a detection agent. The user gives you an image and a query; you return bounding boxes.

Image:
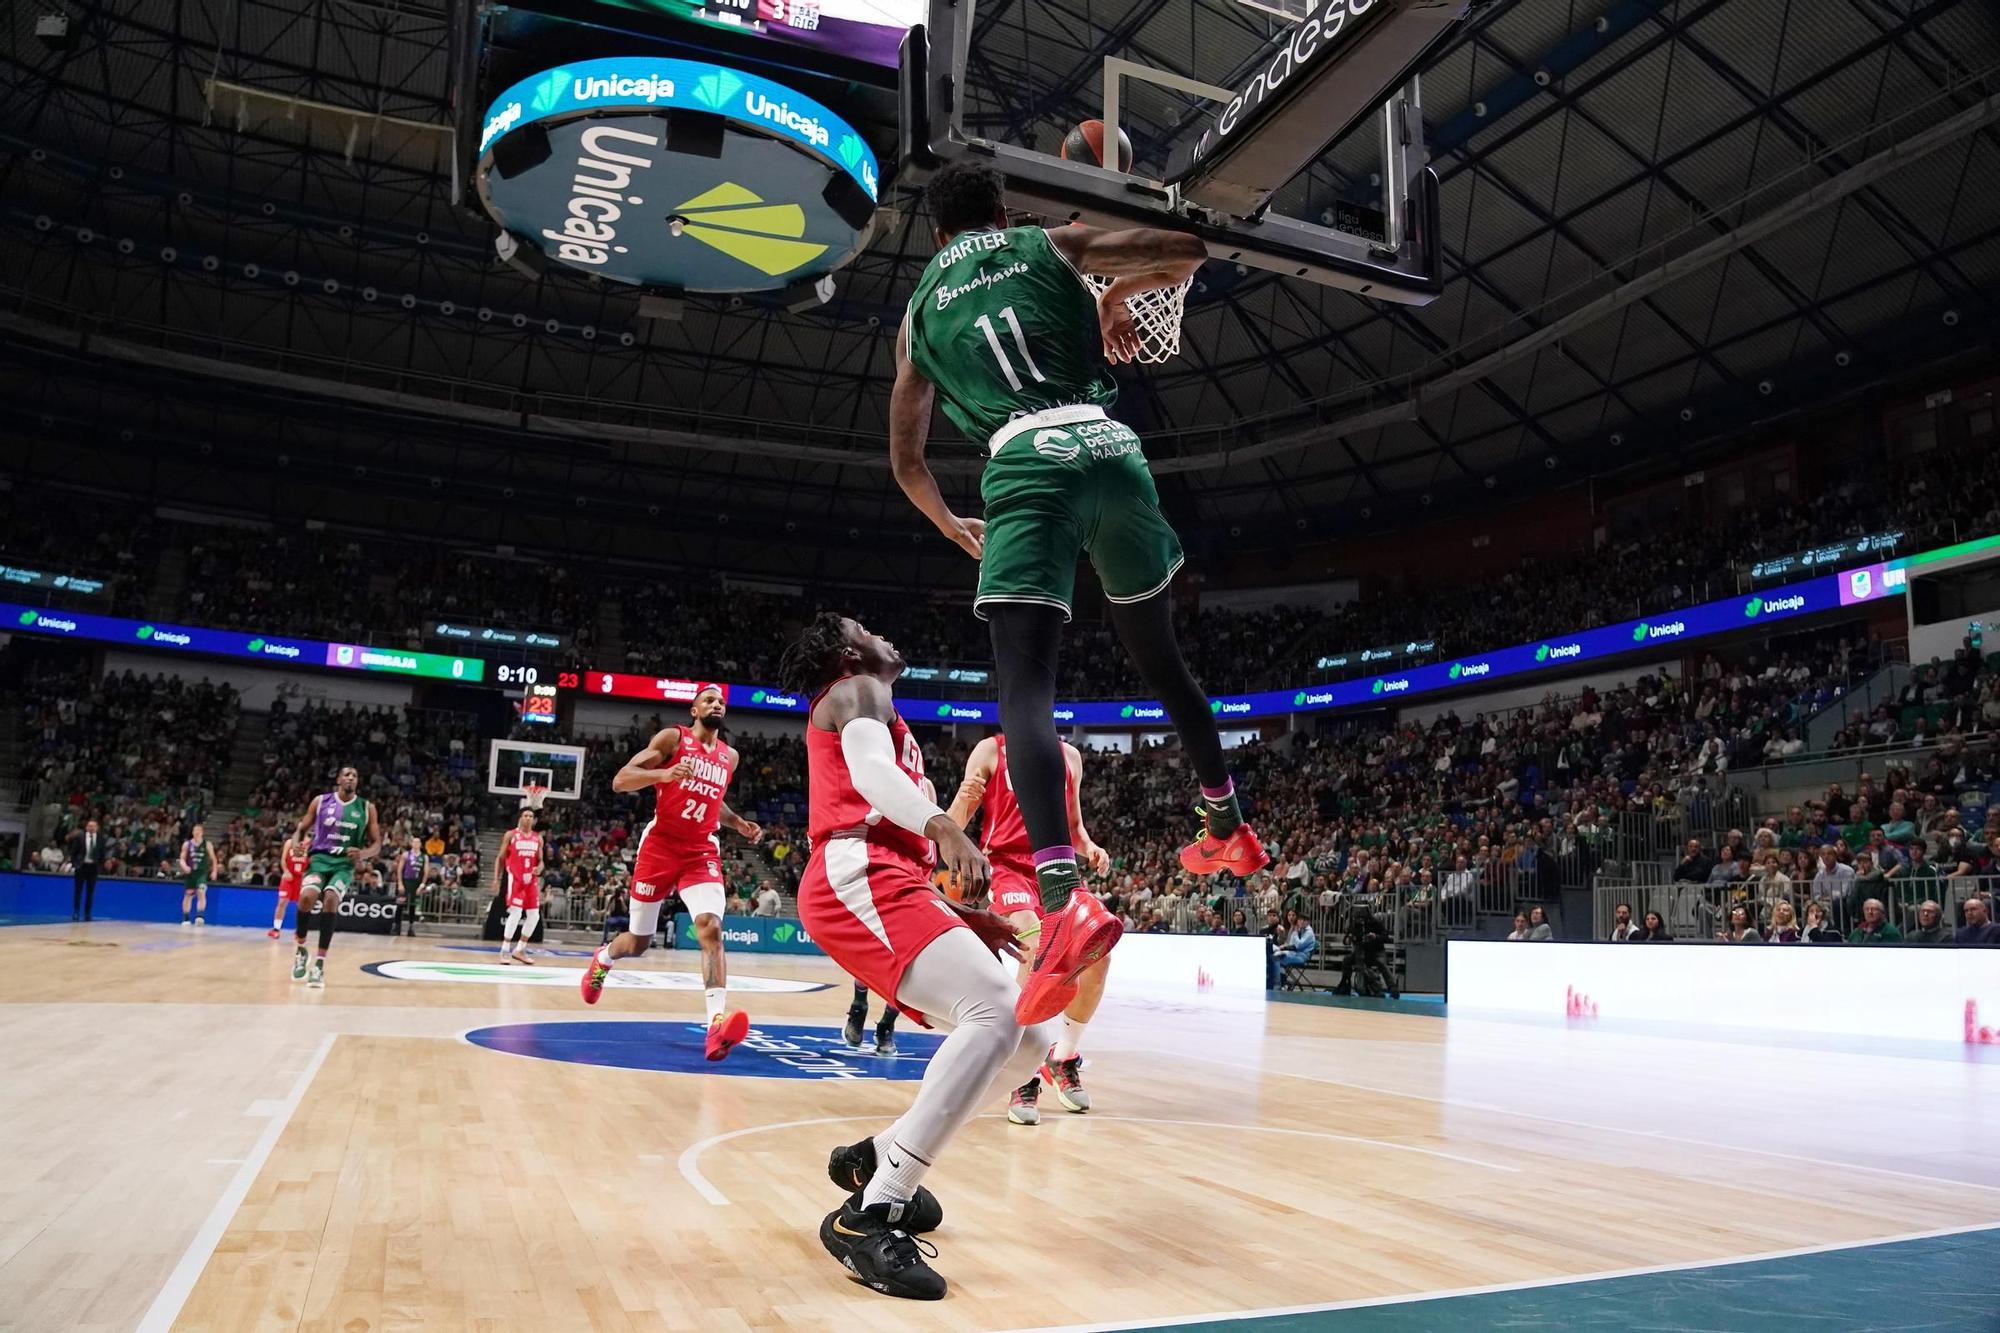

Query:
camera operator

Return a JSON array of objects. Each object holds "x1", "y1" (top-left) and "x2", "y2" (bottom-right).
[{"x1": 1332, "y1": 905, "x2": 1398, "y2": 999}]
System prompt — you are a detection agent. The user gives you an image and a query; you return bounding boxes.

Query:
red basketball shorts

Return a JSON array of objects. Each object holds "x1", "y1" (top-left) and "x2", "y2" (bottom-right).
[
  {"x1": 798, "y1": 837, "x2": 963, "y2": 1025},
  {"x1": 989, "y1": 852, "x2": 1040, "y2": 919},
  {"x1": 505, "y1": 873, "x2": 540, "y2": 911}
]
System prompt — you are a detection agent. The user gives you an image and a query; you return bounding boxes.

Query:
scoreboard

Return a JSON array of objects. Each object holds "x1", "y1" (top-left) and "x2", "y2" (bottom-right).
[
  {"x1": 580, "y1": 671, "x2": 726, "y2": 704},
  {"x1": 518, "y1": 680, "x2": 561, "y2": 725}
]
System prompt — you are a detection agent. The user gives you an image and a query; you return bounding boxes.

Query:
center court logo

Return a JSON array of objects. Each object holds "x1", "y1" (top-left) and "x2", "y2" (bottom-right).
[
  {"x1": 362, "y1": 959, "x2": 828, "y2": 994},
  {"x1": 464, "y1": 1020, "x2": 940, "y2": 1080}
]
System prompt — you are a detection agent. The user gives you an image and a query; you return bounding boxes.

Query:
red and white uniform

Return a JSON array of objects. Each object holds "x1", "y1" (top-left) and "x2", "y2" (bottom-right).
[
  {"x1": 796, "y1": 696, "x2": 959, "y2": 1024},
  {"x1": 982, "y1": 735, "x2": 1077, "y2": 918},
  {"x1": 278, "y1": 843, "x2": 308, "y2": 903},
  {"x1": 631, "y1": 726, "x2": 737, "y2": 922},
  {"x1": 504, "y1": 831, "x2": 542, "y2": 910}
]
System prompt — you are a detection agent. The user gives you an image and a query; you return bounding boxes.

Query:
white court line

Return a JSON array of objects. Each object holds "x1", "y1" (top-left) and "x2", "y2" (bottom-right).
[
  {"x1": 677, "y1": 1111, "x2": 1515, "y2": 1206},
  {"x1": 1162, "y1": 1049, "x2": 2000, "y2": 1197},
  {"x1": 996, "y1": 1216, "x2": 2000, "y2": 1332},
  {"x1": 134, "y1": 1032, "x2": 336, "y2": 1333}
]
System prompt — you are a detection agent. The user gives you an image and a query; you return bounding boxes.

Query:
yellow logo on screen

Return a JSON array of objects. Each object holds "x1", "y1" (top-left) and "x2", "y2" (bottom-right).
[{"x1": 673, "y1": 182, "x2": 827, "y2": 276}]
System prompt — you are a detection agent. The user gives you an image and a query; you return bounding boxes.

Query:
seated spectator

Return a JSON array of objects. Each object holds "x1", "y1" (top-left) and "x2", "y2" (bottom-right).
[
  {"x1": 1506, "y1": 910, "x2": 1531, "y2": 941},
  {"x1": 1672, "y1": 839, "x2": 1713, "y2": 883},
  {"x1": 1718, "y1": 904, "x2": 1763, "y2": 943},
  {"x1": 1801, "y1": 900, "x2": 1844, "y2": 943},
  {"x1": 1606, "y1": 902, "x2": 1639, "y2": 941},
  {"x1": 1765, "y1": 900, "x2": 1801, "y2": 944},
  {"x1": 1955, "y1": 896, "x2": 2000, "y2": 946},
  {"x1": 1631, "y1": 909, "x2": 1672, "y2": 942},
  {"x1": 1906, "y1": 900, "x2": 1953, "y2": 945},
  {"x1": 1706, "y1": 848, "x2": 1742, "y2": 887},
  {"x1": 1848, "y1": 898, "x2": 1904, "y2": 944},
  {"x1": 1268, "y1": 911, "x2": 1317, "y2": 988},
  {"x1": 1526, "y1": 905, "x2": 1554, "y2": 941}
]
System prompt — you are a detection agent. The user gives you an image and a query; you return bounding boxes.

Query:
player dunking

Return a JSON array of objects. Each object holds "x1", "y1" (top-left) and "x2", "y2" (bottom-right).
[
  {"x1": 290, "y1": 766, "x2": 381, "y2": 990},
  {"x1": 269, "y1": 830, "x2": 308, "y2": 938},
  {"x1": 948, "y1": 734, "x2": 1109, "y2": 1124},
  {"x1": 579, "y1": 685, "x2": 764, "y2": 1063},
  {"x1": 498, "y1": 807, "x2": 544, "y2": 964},
  {"x1": 778, "y1": 613, "x2": 1055, "y2": 1301},
  {"x1": 889, "y1": 160, "x2": 1269, "y2": 1027},
  {"x1": 178, "y1": 822, "x2": 218, "y2": 926}
]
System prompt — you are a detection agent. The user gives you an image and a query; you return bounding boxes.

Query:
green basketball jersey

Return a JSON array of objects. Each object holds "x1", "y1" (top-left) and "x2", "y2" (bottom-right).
[
  {"x1": 905, "y1": 226, "x2": 1117, "y2": 442},
  {"x1": 309, "y1": 792, "x2": 369, "y2": 856}
]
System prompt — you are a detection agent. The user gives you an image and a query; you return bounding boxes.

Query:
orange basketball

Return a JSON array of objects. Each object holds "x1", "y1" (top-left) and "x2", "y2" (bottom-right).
[{"x1": 1060, "y1": 119, "x2": 1134, "y2": 172}]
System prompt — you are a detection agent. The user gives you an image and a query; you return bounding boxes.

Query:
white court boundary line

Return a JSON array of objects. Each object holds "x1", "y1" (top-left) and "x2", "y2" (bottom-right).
[
  {"x1": 996, "y1": 1216, "x2": 2000, "y2": 1332},
  {"x1": 676, "y1": 1111, "x2": 1517, "y2": 1206},
  {"x1": 1158, "y1": 1049, "x2": 2000, "y2": 1198},
  {"x1": 134, "y1": 1032, "x2": 337, "y2": 1333}
]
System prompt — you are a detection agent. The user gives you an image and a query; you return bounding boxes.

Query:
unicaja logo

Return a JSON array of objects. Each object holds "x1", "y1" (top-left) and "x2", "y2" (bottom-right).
[
  {"x1": 1743, "y1": 596, "x2": 1763, "y2": 618},
  {"x1": 751, "y1": 689, "x2": 767, "y2": 703},
  {"x1": 693, "y1": 69, "x2": 743, "y2": 109},
  {"x1": 1371, "y1": 679, "x2": 1384, "y2": 695},
  {"x1": 1631, "y1": 623, "x2": 1650, "y2": 642},
  {"x1": 772, "y1": 923, "x2": 796, "y2": 943},
  {"x1": 1293, "y1": 691, "x2": 1308, "y2": 705},
  {"x1": 542, "y1": 125, "x2": 658, "y2": 269},
  {"x1": 936, "y1": 704, "x2": 953, "y2": 718},
  {"x1": 531, "y1": 68, "x2": 570, "y2": 114},
  {"x1": 743, "y1": 90, "x2": 831, "y2": 148}
]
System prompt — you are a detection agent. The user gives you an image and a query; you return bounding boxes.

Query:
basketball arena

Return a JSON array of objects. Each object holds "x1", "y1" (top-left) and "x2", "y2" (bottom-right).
[{"x1": 5, "y1": 0, "x2": 2000, "y2": 1328}]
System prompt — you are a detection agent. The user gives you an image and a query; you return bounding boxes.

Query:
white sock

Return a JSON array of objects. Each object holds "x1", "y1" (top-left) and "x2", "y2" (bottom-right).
[
  {"x1": 704, "y1": 987, "x2": 726, "y2": 1023},
  {"x1": 861, "y1": 1135, "x2": 933, "y2": 1210},
  {"x1": 1052, "y1": 1016, "x2": 1088, "y2": 1063},
  {"x1": 594, "y1": 944, "x2": 615, "y2": 968}
]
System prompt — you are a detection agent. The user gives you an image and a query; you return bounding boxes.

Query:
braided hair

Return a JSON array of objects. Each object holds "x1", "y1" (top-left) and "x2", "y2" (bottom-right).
[{"x1": 777, "y1": 612, "x2": 852, "y2": 697}]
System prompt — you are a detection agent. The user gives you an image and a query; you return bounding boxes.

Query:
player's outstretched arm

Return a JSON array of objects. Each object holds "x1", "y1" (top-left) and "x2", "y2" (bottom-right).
[
  {"x1": 291, "y1": 799, "x2": 316, "y2": 852},
  {"x1": 1048, "y1": 223, "x2": 1206, "y2": 363},
  {"x1": 611, "y1": 728, "x2": 686, "y2": 793},
  {"x1": 945, "y1": 736, "x2": 998, "y2": 830},
  {"x1": 719, "y1": 801, "x2": 762, "y2": 843},
  {"x1": 824, "y1": 676, "x2": 988, "y2": 894},
  {"x1": 888, "y1": 321, "x2": 984, "y2": 562},
  {"x1": 358, "y1": 803, "x2": 384, "y2": 864},
  {"x1": 1063, "y1": 743, "x2": 1111, "y2": 876}
]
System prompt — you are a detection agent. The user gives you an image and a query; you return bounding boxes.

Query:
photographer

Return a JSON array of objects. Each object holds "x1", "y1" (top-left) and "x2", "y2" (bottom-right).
[{"x1": 1332, "y1": 905, "x2": 1397, "y2": 999}]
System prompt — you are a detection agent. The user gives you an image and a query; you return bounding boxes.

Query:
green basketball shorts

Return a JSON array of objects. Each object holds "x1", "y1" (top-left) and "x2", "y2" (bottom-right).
[
  {"x1": 975, "y1": 406, "x2": 1184, "y2": 622},
  {"x1": 303, "y1": 851, "x2": 356, "y2": 893}
]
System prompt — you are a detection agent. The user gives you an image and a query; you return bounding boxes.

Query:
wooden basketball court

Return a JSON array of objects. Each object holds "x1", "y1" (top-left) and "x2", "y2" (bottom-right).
[{"x1": 4, "y1": 920, "x2": 1997, "y2": 1332}]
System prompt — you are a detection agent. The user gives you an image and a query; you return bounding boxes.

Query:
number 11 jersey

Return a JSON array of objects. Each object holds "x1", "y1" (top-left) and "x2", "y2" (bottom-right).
[{"x1": 904, "y1": 225, "x2": 1116, "y2": 442}]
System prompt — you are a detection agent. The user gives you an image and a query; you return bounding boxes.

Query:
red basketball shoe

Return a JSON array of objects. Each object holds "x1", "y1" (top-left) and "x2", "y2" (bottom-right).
[
  {"x1": 580, "y1": 953, "x2": 611, "y2": 1005},
  {"x1": 1179, "y1": 823, "x2": 1270, "y2": 878},
  {"x1": 1014, "y1": 891, "x2": 1121, "y2": 1026},
  {"x1": 706, "y1": 1009, "x2": 751, "y2": 1062}
]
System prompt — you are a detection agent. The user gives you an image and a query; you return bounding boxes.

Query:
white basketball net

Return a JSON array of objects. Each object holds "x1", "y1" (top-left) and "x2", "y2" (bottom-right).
[
  {"x1": 1085, "y1": 274, "x2": 1191, "y2": 364},
  {"x1": 521, "y1": 784, "x2": 547, "y2": 811}
]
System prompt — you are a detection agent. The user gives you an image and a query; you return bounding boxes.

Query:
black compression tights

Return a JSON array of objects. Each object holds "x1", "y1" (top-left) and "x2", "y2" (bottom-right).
[{"x1": 987, "y1": 596, "x2": 1229, "y2": 855}]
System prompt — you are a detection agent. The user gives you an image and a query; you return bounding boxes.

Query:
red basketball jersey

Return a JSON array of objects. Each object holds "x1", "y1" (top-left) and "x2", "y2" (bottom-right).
[
  {"x1": 505, "y1": 831, "x2": 542, "y2": 881},
  {"x1": 805, "y1": 697, "x2": 934, "y2": 867},
  {"x1": 280, "y1": 844, "x2": 308, "y2": 888},
  {"x1": 645, "y1": 725, "x2": 737, "y2": 856},
  {"x1": 981, "y1": 735, "x2": 1077, "y2": 856}
]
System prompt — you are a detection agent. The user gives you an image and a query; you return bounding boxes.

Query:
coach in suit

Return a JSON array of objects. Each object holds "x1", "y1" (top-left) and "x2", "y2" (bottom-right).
[{"x1": 69, "y1": 819, "x2": 103, "y2": 921}]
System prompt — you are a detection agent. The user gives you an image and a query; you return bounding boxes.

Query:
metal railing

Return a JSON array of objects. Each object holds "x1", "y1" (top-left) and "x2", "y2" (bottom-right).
[{"x1": 1591, "y1": 871, "x2": 2000, "y2": 942}]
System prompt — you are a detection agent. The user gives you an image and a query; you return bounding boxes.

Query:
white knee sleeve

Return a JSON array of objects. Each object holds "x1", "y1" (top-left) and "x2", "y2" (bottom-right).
[
  {"x1": 522, "y1": 909, "x2": 540, "y2": 936},
  {"x1": 627, "y1": 896, "x2": 664, "y2": 937},
  {"x1": 503, "y1": 906, "x2": 522, "y2": 940}
]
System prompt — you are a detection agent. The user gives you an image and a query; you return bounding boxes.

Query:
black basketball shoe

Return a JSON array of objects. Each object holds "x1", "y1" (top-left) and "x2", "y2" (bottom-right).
[
  {"x1": 819, "y1": 1193, "x2": 946, "y2": 1301},
  {"x1": 842, "y1": 1006, "x2": 865, "y2": 1049},
  {"x1": 825, "y1": 1137, "x2": 943, "y2": 1233}
]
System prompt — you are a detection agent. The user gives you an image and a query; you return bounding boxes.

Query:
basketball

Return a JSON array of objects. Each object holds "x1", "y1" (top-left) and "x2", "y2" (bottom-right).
[{"x1": 1060, "y1": 118, "x2": 1134, "y2": 172}]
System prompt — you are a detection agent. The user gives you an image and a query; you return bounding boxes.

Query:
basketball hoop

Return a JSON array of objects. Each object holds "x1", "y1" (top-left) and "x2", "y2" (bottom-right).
[
  {"x1": 521, "y1": 783, "x2": 547, "y2": 812},
  {"x1": 1084, "y1": 274, "x2": 1191, "y2": 364}
]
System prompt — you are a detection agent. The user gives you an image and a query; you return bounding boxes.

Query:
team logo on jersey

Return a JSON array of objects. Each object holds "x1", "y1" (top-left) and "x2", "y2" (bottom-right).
[
  {"x1": 464, "y1": 1020, "x2": 939, "y2": 1080},
  {"x1": 1032, "y1": 428, "x2": 1080, "y2": 461}
]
